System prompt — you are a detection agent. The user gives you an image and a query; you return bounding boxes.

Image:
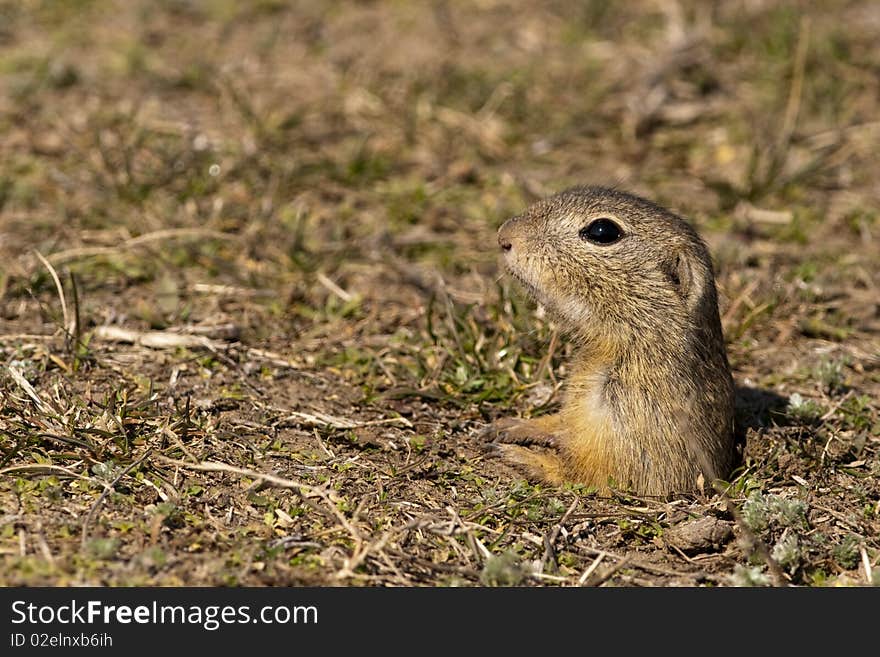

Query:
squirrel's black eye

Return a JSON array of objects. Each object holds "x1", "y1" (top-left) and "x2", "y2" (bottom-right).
[{"x1": 579, "y1": 218, "x2": 622, "y2": 244}]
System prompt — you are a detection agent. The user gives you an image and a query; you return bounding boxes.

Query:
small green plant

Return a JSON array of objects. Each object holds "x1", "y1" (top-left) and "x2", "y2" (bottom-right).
[
  {"x1": 742, "y1": 491, "x2": 770, "y2": 532},
  {"x1": 86, "y1": 537, "x2": 120, "y2": 560},
  {"x1": 839, "y1": 395, "x2": 876, "y2": 433},
  {"x1": 785, "y1": 392, "x2": 824, "y2": 423},
  {"x1": 771, "y1": 530, "x2": 802, "y2": 573},
  {"x1": 832, "y1": 535, "x2": 861, "y2": 570},
  {"x1": 616, "y1": 518, "x2": 663, "y2": 543},
  {"x1": 408, "y1": 435, "x2": 427, "y2": 453},
  {"x1": 814, "y1": 358, "x2": 849, "y2": 395},
  {"x1": 742, "y1": 491, "x2": 808, "y2": 532},
  {"x1": 480, "y1": 550, "x2": 531, "y2": 586},
  {"x1": 730, "y1": 564, "x2": 771, "y2": 587}
]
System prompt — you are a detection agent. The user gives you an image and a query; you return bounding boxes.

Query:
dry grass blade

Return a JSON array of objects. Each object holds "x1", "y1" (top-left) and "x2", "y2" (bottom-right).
[
  {"x1": 860, "y1": 547, "x2": 872, "y2": 585},
  {"x1": 778, "y1": 16, "x2": 811, "y2": 154},
  {"x1": 47, "y1": 228, "x2": 236, "y2": 265},
  {"x1": 0, "y1": 464, "x2": 88, "y2": 479},
  {"x1": 33, "y1": 250, "x2": 70, "y2": 336},
  {"x1": 316, "y1": 272, "x2": 354, "y2": 302},
  {"x1": 281, "y1": 410, "x2": 413, "y2": 430},
  {"x1": 5, "y1": 365, "x2": 54, "y2": 415}
]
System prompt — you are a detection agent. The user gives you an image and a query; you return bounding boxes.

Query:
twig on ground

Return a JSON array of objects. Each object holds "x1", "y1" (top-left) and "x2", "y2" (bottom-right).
[
  {"x1": 584, "y1": 555, "x2": 634, "y2": 587},
  {"x1": 541, "y1": 496, "x2": 579, "y2": 574},
  {"x1": 92, "y1": 326, "x2": 222, "y2": 349},
  {"x1": 578, "y1": 552, "x2": 606, "y2": 586}
]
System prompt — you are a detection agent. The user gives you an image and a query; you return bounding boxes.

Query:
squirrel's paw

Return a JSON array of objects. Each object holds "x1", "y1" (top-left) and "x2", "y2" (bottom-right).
[
  {"x1": 485, "y1": 443, "x2": 565, "y2": 485},
  {"x1": 479, "y1": 417, "x2": 559, "y2": 447}
]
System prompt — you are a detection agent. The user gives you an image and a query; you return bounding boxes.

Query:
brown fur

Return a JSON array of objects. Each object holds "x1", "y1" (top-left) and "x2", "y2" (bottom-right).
[{"x1": 486, "y1": 186, "x2": 736, "y2": 496}]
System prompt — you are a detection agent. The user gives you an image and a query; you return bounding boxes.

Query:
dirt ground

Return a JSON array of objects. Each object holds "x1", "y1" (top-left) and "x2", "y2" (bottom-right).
[{"x1": 1, "y1": 1, "x2": 878, "y2": 587}]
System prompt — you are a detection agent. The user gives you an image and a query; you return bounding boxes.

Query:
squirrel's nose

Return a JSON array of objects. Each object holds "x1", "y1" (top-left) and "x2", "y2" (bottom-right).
[{"x1": 498, "y1": 220, "x2": 516, "y2": 251}]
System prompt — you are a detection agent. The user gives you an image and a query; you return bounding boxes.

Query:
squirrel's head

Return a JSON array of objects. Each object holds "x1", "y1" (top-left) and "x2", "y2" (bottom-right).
[{"x1": 498, "y1": 186, "x2": 720, "y2": 348}]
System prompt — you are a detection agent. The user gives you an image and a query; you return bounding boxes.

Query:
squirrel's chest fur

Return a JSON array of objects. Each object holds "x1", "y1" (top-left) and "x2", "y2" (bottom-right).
[{"x1": 557, "y1": 344, "x2": 733, "y2": 495}]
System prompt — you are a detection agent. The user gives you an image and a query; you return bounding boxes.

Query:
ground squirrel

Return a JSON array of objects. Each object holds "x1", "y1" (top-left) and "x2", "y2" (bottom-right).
[{"x1": 487, "y1": 186, "x2": 736, "y2": 496}]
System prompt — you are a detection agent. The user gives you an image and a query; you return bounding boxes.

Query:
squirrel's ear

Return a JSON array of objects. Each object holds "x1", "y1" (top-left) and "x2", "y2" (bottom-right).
[
  {"x1": 667, "y1": 252, "x2": 695, "y2": 304},
  {"x1": 668, "y1": 252, "x2": 707, "y2": 311}
]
